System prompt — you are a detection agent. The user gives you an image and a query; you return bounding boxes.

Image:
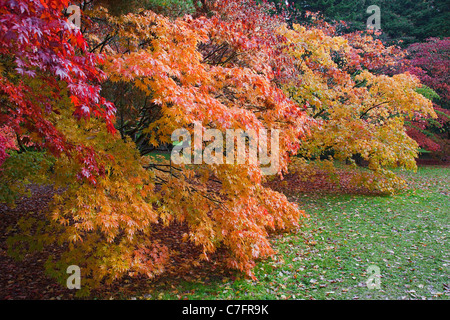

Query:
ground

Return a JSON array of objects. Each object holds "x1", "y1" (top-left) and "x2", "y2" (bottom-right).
[{"x1": 0, "y1": 166, "x2": 448, "y2": 300}]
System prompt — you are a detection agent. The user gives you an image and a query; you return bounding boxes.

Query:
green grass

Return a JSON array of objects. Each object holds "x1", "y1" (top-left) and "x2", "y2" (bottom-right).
[
  {"x1": 146, "y1": 150, "x2": 171, "y2": 161},
  {"x1": 129, "y1": 166, "x2": 449, "y2": 300}
]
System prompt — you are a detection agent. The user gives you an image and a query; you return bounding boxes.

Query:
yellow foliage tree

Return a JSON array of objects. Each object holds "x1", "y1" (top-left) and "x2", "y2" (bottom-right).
[{"x1": 278, "y1": 23, "x2": 435, "y2": 193}]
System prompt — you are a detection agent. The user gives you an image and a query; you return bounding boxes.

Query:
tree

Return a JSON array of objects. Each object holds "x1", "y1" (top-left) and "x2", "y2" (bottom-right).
[
  {"x1": 1, "y1": 0, "x2": 437, "y2": 296},
  {"x1": 277, "y1": 20, "x2": 435, "y2": 192},
  {"x1": 402, "y1": 38, "x2": 450, "y2": 159},
  {"x1": 4, "y1": 0, "x2": 309, "y2": 294},
  {"x1": 0, "y1": 0, "x2": 115, "y2": 187},
  {"x1": 272, "y1": 0, "x2": 450, "y2": 46},
  {"x1": 405, "y1": 38, "x2": 450, "y2": 107},
  {"x1": 0, "y1": 126, "x2": 17, "y2": 170},
  {"x1": 96, "y1": 0, "x2": 199, "y2": 17}
]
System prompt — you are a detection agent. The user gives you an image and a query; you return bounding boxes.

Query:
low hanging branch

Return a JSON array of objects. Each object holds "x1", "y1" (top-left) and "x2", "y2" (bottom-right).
[{"x1": 360, "y1": 101, "x2": 391, "y2": 119}]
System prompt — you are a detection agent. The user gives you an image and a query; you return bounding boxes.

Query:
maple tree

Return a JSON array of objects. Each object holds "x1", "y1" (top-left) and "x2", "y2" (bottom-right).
[
  {"x1": 0, "y1": 126, "x2": 16, "y2": 168},
  {"x1": 3, "y1": 0, "x2": 309, "y2": 294},
  {"x1": 277, "y1": 20, "x2": 435, "y2": 192},
  {"x1": 402, "y1": 84, "x2": 450, "y2": 159},
  {"x1": 0, "y1": 0, "x2": 439, "y2": 296},
  {"x1": 79, "y1": 0, "x2": 308, "y2": 288},
  {"x1": 401, "y1": 38, "x2": 450, "y2": 159},
  {"x1": 0, "y1": 0, "x2": 115, "y2": 186},
  {"x1": 405, "y1": 38, "x2": 450, "y2": 107},
  {"x1": 302, "y1": 16, "x2": 449, "y2": 159}
]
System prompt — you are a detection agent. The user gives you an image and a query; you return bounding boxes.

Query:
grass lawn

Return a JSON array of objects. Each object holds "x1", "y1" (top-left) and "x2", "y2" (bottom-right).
[{"x1": 130, "y1": 166, "x2": 449, "y2": 300}]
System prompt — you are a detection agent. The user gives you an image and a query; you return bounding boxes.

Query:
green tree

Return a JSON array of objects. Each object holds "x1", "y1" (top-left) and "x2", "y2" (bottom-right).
[
  {"x1": 272, "y1": 0, "x2": 449, "y2": 46},
  {"x1": 95, "y1": 0, "x2": 198, "y2": 16}
]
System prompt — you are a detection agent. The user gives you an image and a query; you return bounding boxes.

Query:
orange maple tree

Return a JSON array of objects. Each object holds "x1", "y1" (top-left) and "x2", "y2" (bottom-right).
[{"x1": 4, "y1": 0, "x2": 309, "y2": 294}]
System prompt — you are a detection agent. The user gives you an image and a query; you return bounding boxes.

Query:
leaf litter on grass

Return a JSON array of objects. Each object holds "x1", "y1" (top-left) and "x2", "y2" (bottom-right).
[{"x1": 0, "y1": 166, "x2": 448, "y2": 300}]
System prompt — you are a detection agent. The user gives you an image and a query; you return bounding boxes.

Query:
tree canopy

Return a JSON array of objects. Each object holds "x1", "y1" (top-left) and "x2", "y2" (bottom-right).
[
  {"x1": 0, "y1": 0, "x2": 442, "y2": 295},
  {"x1": 270, "y1": 0, "x2": 449, "y2": 46}
]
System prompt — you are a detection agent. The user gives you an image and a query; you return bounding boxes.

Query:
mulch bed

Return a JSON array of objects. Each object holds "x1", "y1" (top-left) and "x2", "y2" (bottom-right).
[
  {"x1": 0, "y1": 185, "x2": 76, "y2": 299},
  {"x1": 265, "y1": 169, "x2": 381, "y2": 196},
  {"x1": 416, "y1": 158, "x2": 450, "y2": 166}
]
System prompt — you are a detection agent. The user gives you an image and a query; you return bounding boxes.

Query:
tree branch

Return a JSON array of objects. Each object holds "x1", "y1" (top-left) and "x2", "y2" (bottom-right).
[{"x1": 360, "y1": 101, "x2": 391, "y2": 119}]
